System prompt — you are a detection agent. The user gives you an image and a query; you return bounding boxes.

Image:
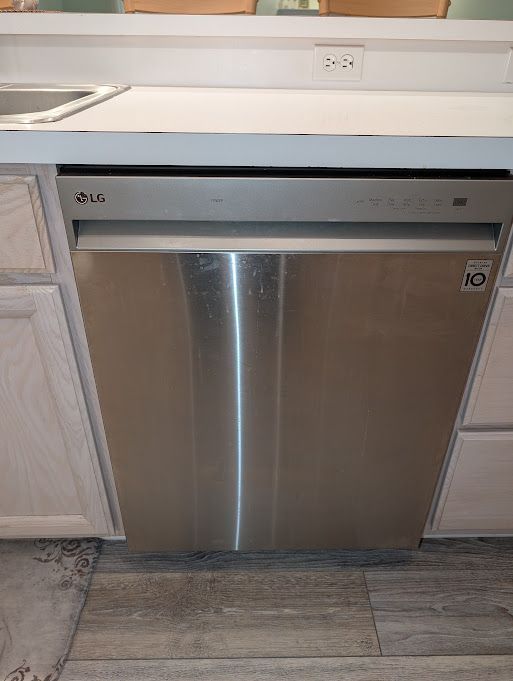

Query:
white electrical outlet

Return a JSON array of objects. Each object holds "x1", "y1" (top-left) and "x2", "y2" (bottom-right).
[{"x1": 313, "y1": 45, "x2": 364, "y2": 82}]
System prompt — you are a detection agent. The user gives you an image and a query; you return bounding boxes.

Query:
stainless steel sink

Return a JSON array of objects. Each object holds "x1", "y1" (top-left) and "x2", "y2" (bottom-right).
[{"x1": 0, "y1": 84, "x2": 129, "y2": 124}]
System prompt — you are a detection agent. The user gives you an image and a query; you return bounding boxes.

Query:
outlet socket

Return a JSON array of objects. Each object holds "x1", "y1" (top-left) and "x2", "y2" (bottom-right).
[{"x1": 313, "y1": 45, "x2": 364, "y2": 82}]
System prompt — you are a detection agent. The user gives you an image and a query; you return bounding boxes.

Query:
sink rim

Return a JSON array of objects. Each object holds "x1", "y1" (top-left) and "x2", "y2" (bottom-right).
[{"x1": 0, "y1": 83, "x2": 130, "y2": 124}]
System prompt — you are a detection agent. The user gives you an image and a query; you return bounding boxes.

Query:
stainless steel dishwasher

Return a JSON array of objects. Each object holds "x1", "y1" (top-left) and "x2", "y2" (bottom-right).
[{"x1": 58, "y1": 168, "x2": 513, "y2": 551}]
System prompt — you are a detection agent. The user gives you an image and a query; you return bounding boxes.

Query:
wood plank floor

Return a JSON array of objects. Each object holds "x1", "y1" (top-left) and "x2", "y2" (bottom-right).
[
  {"x1": 61, "y1": 538, "x2": 513, "y2": 681},
  {"x1": 69, "y1": 570, "x2": 379, "y2": 659},
  {"x1": 62, "y1": 656, "x2": 513, "y2": 681},
  {"x1": 367, "y1": 569, "x2": 513, "y2": 656}
]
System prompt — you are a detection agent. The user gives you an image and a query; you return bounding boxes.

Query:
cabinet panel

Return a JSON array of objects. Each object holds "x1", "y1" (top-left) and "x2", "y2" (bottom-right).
[
  {"x1": 0, "y1": 285, "x2": 108, "y2": 536},
  {"x1": 438, "y1": 431, "x2": 513, "y2": 531},
  {"x1": 464, "y1": 288, "x2": 513, "y2": 426},
  {"x1": 505, "y1": 243, "x2": 513, "y2": 279},
  {"x1": 0, "y1": 176, "x2": 54, "y2": 272}
]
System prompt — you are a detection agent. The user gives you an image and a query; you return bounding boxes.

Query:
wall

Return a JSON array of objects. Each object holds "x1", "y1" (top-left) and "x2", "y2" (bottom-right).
[
  {"x1": 448, "y1": 0, "x2": 513, "y2": 20},
  {"x1": 2, "y1": 14, "x2": 513, "y2": 93}
]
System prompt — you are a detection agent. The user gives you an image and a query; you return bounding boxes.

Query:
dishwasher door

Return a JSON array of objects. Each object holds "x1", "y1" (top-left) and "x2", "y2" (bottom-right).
[{"x1": 60, "y1": 173, "x2": 513, "y2": 551}]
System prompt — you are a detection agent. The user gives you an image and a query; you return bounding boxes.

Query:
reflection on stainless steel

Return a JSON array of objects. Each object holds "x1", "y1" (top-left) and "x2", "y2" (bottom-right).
[
  {"x1": 176, "y1": 258, "x2": 199, "y2": 546},
  {"x1": 229, "y1": 252, "x2": 244, "y2": 550},
  {"x1": 271, "y1": 254, "x2": 286, "y2": 546},
  {"x1": 72, "y1": 249, "x2": 508, "y2": 551},
  {"x1": 61, "y1": 172, "x2": 513, "y2": 551}
]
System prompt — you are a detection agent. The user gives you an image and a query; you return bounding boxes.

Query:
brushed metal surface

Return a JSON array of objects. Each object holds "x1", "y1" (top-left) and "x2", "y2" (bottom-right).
[
  {"x1": 74, "y1": 219, "x2": 500, "y2": 253},
  {"x1": 72, "y1": 249, "x2": 503, "y2": 551},
  {"x1": 0, "y1": 84, "x2": 129, "y2": 124},
  {"x1": 58, "y1": 175, "x2": 513, "y2": 252}
]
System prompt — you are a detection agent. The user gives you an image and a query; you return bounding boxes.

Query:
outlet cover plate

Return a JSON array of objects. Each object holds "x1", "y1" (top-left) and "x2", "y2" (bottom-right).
[{"x1": 313, "y1": 45, "x2": 364, "y2": 82}]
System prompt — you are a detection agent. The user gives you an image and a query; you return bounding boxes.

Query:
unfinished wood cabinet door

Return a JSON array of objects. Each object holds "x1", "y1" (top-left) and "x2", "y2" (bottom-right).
[
  {"x1": 463, "y1": 288, "x2": 513, "y2": 426},
  {"x1": 0, "y1": 285, "x2": 109, "y2": 537},
  {"x1": 437, "y1": 431, "x2": 513, "y2": 531},
  {"x1": 504, "y1": 244, "x2": 513, "y2": 280},
  {"x1": 0, "y1": 176, "x2": 54, "y2": 272}
]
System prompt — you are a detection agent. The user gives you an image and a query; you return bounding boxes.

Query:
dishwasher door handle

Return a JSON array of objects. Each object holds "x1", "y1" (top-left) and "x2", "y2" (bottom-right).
[{"x1": 74, "y1": 219, "x2": 501, "y2": 253}]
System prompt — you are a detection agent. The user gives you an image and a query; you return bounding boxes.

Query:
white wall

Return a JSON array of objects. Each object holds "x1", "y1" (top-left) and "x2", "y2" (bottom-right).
[{"x1": 2, "y1": 17, "x2": 513, "y2": 92}]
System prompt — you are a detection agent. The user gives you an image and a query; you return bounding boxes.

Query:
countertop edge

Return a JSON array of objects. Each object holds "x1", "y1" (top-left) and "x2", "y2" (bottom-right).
[{"x1": 1, "y1": 131, "x2": 512, "y2": 169}]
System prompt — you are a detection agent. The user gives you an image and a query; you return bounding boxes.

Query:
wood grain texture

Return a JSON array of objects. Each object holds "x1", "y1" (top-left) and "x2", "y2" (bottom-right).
[
  {"x1": 69, "y1": 570, "x2": 379, "y2": 659},
  {"x1": 436, "y1": 431, "x2": 513, "y2": 531},
  {"x1": 0, "y1": 286, "x2": 80, "y2": 517},
  {"x1": 0, "y1": 175, "x2": 54, "y2": 273},
  {"x1": 504, "y1": 246, "x2": 513, "y2": 279},
  {"x1": 32, "y1": 164, "x2": 119, "y2": 535},
  {"x1": 0, "y1": 285, "x2": 109, "y2": 536},
  {"x1": 0, "y1": 164, "x2": 116, "y2": 537},
  {"x1": 319, "y1": 0, "x2": 450, "y2": 17},
  {"x1": 96, "y1": 537, "x2": 513, "y2": 574},
  {"x1": 0, "y1": 514, "x2": 96, "y2": 537},
  {"x1": 61, "y1": 656, "x2": 513, "y2": 681},
  {"x1": 0, "y1": 272, "x2": 52, "y2": 285},
  {"x1": 124, "y1": 0, "x2": 257, "y2": 14},
  {"x1": 464, "y1": 288, "x2": 513, "y2": 426},
  {"x1": 366, "y1": 569, "x2": 513, "y2": 655}
]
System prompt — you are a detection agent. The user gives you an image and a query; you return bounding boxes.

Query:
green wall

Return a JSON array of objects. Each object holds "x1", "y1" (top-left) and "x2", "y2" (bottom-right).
[{"x1": 448, "y1": 0, "x2": 513, "y2": 19}]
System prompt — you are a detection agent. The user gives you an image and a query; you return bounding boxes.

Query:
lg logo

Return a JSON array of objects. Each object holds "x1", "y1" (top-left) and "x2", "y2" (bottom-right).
[
  {"x1": 74, "y1": 191, "x2": 106, "y2": 205},
  {"x1": 74, "y1": 191, "x2": 88, "y2": 204}
]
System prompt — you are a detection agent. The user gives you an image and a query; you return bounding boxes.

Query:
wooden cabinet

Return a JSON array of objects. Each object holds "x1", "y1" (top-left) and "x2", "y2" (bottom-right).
[
  {"x1": 431, "y1": 286, "x2": 513, "y2": 534},
  {"x1": 463, "y1": 288, "x2": 513, "y2": 426},
  {"x1": 504, "y1": 243, "x2": 513, "y2": 280},
  {"x1": 0, "y1": 176, "x2": 54, "y2": 273},
  {"x1": 437, "y1": 432, "x2": 513, "y2": 531},
  {"x1": 0, "y1": 285, "x2": 109, "y2": 537}
]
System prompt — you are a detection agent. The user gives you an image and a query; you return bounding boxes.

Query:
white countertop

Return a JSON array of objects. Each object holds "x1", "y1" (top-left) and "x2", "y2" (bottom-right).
[
  {"x1": 2, "y1": 87, "x2": 513, "y2": 137},
  {"x1": 1, "y1": 87, "x2": 513, "y2": 168}
]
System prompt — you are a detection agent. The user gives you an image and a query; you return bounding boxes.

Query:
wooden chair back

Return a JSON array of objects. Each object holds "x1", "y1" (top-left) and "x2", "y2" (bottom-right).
[
  {"x1": 124, "y1": 0, "x2": 256, "y2": 13},
  {"x1": 319, "y1": 0, "x2": 450, "y2": 17}
]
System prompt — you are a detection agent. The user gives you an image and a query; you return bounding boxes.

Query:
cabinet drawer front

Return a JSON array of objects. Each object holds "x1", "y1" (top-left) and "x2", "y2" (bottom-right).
[
  {"x1": 438, "y1": 431, "x2": 513, "y2": 531},
  {"x1": 464, "y1": 288, "x2": 513, "y2": 426},
  {"x1": 0, "y1": 176, "x2": 54, "y2": 272}
]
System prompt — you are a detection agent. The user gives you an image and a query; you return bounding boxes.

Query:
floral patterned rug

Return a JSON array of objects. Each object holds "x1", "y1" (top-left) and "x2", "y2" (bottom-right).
[{"x1": 0, "y1": 539, "x2": 100, "y2": 681}]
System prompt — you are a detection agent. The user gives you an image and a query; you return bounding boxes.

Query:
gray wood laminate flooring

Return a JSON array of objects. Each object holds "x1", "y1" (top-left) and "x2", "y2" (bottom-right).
[
  {"x1": 367, "y1": 569, "x2": 513, "y2": 656},
  {"x1": 69, "y1": 570, "x2": 379, "y2": 658},
  {"x1": 61, "y1": 539, "x2": 513, "y2": 681},
  {"x1": 61, "y1": 656, "x2": 513, "y2": 681}
]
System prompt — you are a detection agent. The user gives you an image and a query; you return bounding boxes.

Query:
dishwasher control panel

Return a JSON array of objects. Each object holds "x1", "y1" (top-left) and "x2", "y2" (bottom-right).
[{"x1": 57, "y1": 170, "x2": 513, "y2": 254}]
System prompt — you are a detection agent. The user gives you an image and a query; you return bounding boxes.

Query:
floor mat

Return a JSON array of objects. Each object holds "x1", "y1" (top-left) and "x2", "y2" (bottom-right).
[{"x1": 0, "y1": 539, "x2": 100, "y2": 681}]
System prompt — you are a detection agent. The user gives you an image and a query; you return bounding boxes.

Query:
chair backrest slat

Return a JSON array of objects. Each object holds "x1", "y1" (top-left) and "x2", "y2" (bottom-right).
[
  {"x1": 124, "y1": 0, "x2": 257, "y2": 13},
  {"x1": 319, "y1": 0, "x2": 450, "y2": 17}
]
